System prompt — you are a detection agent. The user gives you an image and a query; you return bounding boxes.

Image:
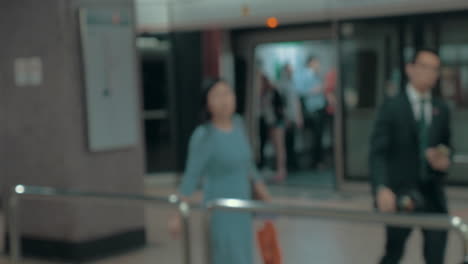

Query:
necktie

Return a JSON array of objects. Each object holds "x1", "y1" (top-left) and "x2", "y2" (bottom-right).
[{"x1": 419, "y1": 99, "x2": 429, "y2": 181}]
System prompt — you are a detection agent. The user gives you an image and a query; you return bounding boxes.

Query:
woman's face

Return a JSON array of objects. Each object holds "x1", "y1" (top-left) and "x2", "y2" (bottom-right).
[{"x1": 207, "y1": 82, "x2": 236, "y2": 119}]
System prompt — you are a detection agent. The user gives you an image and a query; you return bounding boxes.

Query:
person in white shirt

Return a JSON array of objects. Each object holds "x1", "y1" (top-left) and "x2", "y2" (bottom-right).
[
  {"x1": 294, "y1": 56, "x2": 326, "y2": 169},
  {"x1": 370, "y1": 48, "x2": 452, "y2": 264},
  {"x1": 277, "y1": 64, "x2": 303, "y2": 171}
]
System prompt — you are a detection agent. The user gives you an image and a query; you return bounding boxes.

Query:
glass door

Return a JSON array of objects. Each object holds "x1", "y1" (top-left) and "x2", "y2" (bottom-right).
[
  {"x1": 233, "y1": 25, "x2": 337, "y2": 189},
  {"x1": 339, "y1": 20, "x2": 402, "y2": 181},
  {"x1": 139, "y1": 35, "x2": 177, "y2": 173}
]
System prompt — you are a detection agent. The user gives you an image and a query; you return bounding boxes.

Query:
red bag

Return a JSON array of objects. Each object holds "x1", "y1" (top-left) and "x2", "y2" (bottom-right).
[{"x1": 256, "y1": 220, "x2": 282, "y2": 264}]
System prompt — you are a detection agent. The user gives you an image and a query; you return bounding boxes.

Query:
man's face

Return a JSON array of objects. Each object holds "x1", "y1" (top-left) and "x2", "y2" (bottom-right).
[{"x1": 406, "y1": 51, "x2": 441, "y2": 94}]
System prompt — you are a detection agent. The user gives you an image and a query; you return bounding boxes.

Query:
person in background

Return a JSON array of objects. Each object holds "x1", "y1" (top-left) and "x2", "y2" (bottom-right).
[
  {"x1": 370, "y1": 48, "x2": 452, "y2": 264},
  {"x1": 277, "y1": 63, "x2": 303, "y2": 171},
  {"x1": 168, "y1": 78, "x2": 271, "y2": 264},
  {"x1": 259, "y1": 73, "x2": 287, "y2": 182},
  {"x1": 294, "y1": 56, "x2": 326, "y2": 169}
]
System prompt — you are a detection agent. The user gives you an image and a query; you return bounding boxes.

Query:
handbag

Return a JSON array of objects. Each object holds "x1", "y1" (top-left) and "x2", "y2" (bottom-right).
[
  {"x1": 256, "y1": 220, "x2": 282, "y2": 264},
  {"x1": 396, "y1": 189, "x2": 426, "y2": 212}
]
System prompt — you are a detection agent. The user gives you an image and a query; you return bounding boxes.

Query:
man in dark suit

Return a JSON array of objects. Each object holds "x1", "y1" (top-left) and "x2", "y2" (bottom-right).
[{"x1": 370, "y1": 48, "x2": 452, "y2": 264}]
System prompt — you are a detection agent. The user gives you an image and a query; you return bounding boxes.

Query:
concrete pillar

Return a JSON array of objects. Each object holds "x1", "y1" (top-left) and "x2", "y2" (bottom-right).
[{"x1": 0, "y1": 0, "x2": 146, "y2": 261}]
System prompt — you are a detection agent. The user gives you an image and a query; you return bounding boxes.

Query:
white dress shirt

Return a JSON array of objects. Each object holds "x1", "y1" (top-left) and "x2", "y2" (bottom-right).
[{"x1": 406, "y1": 84, "x2": 432, "y2": 124}]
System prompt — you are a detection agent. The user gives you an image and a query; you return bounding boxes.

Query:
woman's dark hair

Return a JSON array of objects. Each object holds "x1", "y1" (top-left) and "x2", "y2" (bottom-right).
[{"x1": 200, "y1": 77, "x2": 226, "y2": 123}]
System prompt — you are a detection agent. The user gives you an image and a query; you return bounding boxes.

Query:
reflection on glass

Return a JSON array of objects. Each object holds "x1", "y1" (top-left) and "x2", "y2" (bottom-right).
[
  {"x1": 254, "y1": 40, "x2": 336, "y2": 188},
  {"x1": 139, "y1": 35, "x2": 176, "y2": 173},
  {"x1": 340, "y1": 22, "x2": 400, "y2": 180},
  {"x1": 440, "y1": 44, "x2": 468, "y2": 109},
  {"x1": 340, "y1": 17, "x2": 468, "y2": 184},
  {"x1": 439, "y1": 18, "x2": 468, "y2": 184}
]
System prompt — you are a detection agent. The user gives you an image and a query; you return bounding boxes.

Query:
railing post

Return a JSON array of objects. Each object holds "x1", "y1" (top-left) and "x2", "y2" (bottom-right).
[
  {"x1": 203, "y1": 207, "x2": 213, "y2": 264},
  {"x1": 179, "y1": 201, "x2": 191, "y2": 264},
  {"x1": 8, "y1": 188, "x2": 21, "y2": 264},
  {"x1": 450, "y1": 216, "x2": 468, "y2": 264},
  {"x1": 460, "y1": 228, "x2": 468, "y2": 264}
]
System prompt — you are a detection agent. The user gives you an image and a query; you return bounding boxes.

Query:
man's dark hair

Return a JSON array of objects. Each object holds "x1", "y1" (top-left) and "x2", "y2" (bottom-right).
[
  {"x1": 306, "y1": 55, "x2": 318, "y2": 65},
  {"x1": 200, "y1": 77, "x2": 227, "y2": 124},
  {"x1": 412, "y1": 48, "x2": 439, "y2": 63}
]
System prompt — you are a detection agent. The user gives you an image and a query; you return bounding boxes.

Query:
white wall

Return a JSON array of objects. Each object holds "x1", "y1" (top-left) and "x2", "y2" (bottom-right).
[
  {"x1": 136, "y1": 0, "x2": 169, "y2": 31},
  {"x1": 136, "y1": 0, "x2": 468, "y2": 32}
]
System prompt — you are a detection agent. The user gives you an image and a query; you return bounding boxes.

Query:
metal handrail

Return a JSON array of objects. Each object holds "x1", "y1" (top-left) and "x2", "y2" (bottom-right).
[
  {"x1": 204, "y1": 199, "x2": 468, "y2": 264},
  {"x1": 7, "y1": 185, "x2": 192, "y2": 264},
  {"x1": 454, "y1": 154, "x2": 468, "y2": 165},
  {"x1": 8, "y1": 187, "x2": 468, "y2": 263}
]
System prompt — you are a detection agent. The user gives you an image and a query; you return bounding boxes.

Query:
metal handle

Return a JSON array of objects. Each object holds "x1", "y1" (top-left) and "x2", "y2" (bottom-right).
[{"x1": 8, "y1": 185, "x2": 192, "y2": 264}]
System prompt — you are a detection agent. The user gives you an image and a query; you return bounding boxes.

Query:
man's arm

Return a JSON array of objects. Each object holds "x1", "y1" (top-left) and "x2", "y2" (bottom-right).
[{"x1": 426, "y1": 104, "x2": 452, "y2": 173}]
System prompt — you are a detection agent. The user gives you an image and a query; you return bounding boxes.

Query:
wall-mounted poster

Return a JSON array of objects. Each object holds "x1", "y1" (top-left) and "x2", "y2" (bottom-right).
[{"x1": 79, "y1": 7, "x2": 140, "y2": 152}]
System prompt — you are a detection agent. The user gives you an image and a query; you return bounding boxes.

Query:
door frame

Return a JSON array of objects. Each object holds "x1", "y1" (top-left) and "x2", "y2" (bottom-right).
[{"x1": 231, "y1": 23, "x2": 345, "y2": 190}]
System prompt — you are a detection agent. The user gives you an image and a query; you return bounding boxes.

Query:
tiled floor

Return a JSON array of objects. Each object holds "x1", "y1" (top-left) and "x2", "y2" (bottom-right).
[{"x1": 0, "y1": 182, "x2": 467, "y2": 264}]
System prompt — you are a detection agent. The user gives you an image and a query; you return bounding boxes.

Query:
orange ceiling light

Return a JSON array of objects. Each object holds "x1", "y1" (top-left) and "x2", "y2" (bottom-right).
[{"x1": 266, "y1": 17, "x2": 279, "y2": 29}]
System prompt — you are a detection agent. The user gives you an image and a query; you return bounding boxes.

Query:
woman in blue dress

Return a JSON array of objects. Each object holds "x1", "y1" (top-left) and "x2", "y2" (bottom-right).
[{"x1": 169, "y1": 78, "x2": 271, "y2": 264}]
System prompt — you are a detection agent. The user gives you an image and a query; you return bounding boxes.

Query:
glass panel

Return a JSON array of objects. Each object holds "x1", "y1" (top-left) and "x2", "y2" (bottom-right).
[
  {"x1": 439, "y1": 18, "x2": 468, "y2": 184},
  {"x1": 144, "y1": 119, "x2": 177, "y2": 172},
  {"x1": 254, "y1": 40, "x2": 336, "y2": 187},
  {"x1": 340, "y1": 22, "x2": 401, "y2": 181},
  {"x1": 139, "y1": 35, "x2": 177, "y2": 173}
]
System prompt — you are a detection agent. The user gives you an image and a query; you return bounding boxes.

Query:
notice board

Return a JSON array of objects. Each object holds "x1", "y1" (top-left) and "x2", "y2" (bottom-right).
[{"x1": 79, "y1": 7, "x2": 140, "y2": 152}]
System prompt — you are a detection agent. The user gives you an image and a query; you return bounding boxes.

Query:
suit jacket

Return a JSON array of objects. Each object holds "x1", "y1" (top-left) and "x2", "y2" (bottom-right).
[{"x1": 369, "y1": 91, "x2": 451, "y2": 212}]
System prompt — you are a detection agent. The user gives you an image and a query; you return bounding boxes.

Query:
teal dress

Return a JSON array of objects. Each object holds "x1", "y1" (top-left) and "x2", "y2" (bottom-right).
[{"x1": 179, "y1": 115, "x2": 260, "y2": 264}]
